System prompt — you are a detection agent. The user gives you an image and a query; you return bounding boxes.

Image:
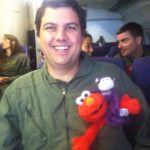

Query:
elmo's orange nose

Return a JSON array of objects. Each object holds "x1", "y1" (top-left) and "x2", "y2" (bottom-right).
[{"x1": 85, "y1": 97, "x2": 95, "y2": 106}]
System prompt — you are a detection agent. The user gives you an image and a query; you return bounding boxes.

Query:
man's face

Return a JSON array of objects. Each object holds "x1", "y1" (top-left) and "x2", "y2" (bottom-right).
[
  {"x1": 38, "y1": 7, "x2": 83, "y2": 68},
  {"x1": 117, "y1": 31, "x2": 140, "y2": 57}
]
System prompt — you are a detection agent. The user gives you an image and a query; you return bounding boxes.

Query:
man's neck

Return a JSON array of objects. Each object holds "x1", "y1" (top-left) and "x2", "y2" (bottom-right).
[
  {"x1": 131, "y1": 47, "x2": 144, "y2": 59},
  {"x1": 47, "y1": 62, "x2": 80, "y2": 82}
]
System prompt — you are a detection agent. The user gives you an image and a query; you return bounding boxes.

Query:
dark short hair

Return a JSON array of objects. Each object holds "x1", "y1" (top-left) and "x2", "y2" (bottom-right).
[
  {"x1": 117, "y1": 22, "x2": 144, "y2": 40},
  {"x1": 35, "y1": 0, "x2": 86, "y2": 36}
]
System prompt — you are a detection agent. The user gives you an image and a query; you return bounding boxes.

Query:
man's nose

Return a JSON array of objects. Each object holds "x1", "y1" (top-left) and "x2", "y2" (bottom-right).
[
  {"x1": 55, "y1": 28, "x2": 66, "y2": 41},
  {"x1": 118, "y1": 42, "x2": 122, "y2": 49}
]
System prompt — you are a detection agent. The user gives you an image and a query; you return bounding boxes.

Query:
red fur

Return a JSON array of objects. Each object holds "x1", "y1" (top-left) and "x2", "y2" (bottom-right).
[
  {"x1": 72, "y1": 92, "x2": 107, "y2": 150},
  {"x1": 120, "y1": 94, "x2": 141, "y2": 114}
]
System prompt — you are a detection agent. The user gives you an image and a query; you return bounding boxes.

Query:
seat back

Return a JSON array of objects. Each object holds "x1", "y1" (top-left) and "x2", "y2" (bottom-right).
[
  {"x1": 92, "y1": 42, "x2": 117, "y2": 57},
  {"x1": 106, "y1": 45, "x2": 120, "y2": 57},
  {"x1": 131, "y1": 56, "x2": 150, "y2": 105},
  {"x1": 92, "y1": 56, "x2": 125, "y2": 70}
]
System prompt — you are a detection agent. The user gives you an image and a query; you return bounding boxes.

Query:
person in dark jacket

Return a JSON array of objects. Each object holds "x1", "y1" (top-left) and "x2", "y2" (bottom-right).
[{"x1": 0, "y1": 0, "x2": 149, "y2": 150}]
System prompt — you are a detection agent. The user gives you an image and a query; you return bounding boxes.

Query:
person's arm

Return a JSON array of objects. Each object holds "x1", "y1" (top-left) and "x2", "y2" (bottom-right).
[{"x1": 0, "y1": 94, "x2": 22, "y2": 149}]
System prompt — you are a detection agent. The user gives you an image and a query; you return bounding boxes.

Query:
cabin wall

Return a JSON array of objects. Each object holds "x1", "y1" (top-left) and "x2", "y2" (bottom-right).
[
  {"x1": 0, "y1": 0, "x2": 29, "y2": 45},
  {"x1": 85, "y1": 8, "x2": 124, "y2": 42},
  {"x1": 118, "y1": 0, "x2": 150, "y2": 44},
  {"x1": 87, "y1": 20, "x2": 124, "y2": 42}
]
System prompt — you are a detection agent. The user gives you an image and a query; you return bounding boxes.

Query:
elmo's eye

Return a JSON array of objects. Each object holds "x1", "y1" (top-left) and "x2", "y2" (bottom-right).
[
  {"x1": 81, "y1": 90, "x2": 90, "y2": 99},
  {"x1": 76, "y1": 91, "x2": 90, "y2": 106},
  {"x1": 76, "y1": 97, "x2": 84, "y2": 105}
]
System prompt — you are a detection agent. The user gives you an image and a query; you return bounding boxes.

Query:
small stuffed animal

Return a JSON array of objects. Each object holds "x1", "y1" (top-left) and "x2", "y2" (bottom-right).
[
  {"x1": 95, "y1": 76, "x2": 125, "y2": 126},
  {"x1": 95, "y1": 76, "x2": 141, "y2": 126},
  {"x1": 72, "y1": 91, "x2": 107, "y2": 150}
]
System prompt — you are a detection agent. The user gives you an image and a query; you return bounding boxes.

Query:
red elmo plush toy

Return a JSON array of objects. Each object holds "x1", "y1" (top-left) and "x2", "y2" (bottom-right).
[
  {"x1": 72, "y1": 91, "x2": 107, "y2": 150},
  {"x1": 72, "y1": 91, "x2": 141, "y2": 150}
]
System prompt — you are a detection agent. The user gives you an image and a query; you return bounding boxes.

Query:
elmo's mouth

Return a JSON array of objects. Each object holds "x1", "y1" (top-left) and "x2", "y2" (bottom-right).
[{"x1": 91, "y1": 103, "x2": 103, "y2": 115}]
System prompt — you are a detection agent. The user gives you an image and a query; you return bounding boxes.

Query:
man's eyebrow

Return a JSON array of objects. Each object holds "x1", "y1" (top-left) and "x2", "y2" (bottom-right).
[
  {"x1": 66, "y1": 22, "x2": 80, "y2": 27},
  {"x1": 122, "y1": 38, "x2": 128, "y2": 41},
  {"x1": 43, "y1": 22, "x2": 56, "y2": 26},
  {"x1": 117, "y1": 38, "x2": 128, "y2": 42},
  {"x1": 42, "y1": 22, "x2": 80, "y2": 27}
]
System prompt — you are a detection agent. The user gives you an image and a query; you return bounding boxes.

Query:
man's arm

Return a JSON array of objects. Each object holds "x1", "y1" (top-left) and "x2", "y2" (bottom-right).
[{"x1": 0, "y1": 94, "x2": 22, "y2": 149}]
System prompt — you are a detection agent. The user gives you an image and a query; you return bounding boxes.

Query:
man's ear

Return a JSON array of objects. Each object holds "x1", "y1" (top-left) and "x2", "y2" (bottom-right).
[{"x1": 136, "y1": 36, "x2": 142, "y2": 45}]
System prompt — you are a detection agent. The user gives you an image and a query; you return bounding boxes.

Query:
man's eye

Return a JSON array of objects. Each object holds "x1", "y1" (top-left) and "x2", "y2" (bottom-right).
[
  {"x1": 66, "y1": 25, "x2": 77, "y2": 31},
  {"x1": 122, "y1": 39, "x2": 128, "y2": 43},
  {"x1": 45, "y1": 26, "x2": 56, "y2": 32}
]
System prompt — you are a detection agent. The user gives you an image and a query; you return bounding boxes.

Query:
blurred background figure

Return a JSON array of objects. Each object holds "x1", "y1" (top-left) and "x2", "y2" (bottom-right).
[
  {"x1": 0, "y1": 34, "x2": 30, "y2": 100},
  {"x1": 81, "y1": 31, "x2": 93, "y2": 56},
  {"x1": 96, "y1": 35, "x2": 106, "y2": 47}
]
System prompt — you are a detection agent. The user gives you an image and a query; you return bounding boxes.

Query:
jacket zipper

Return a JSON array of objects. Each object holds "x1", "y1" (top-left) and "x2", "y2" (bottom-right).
[{"x1": 62, "y1": 88, "x2": 70, "y2": 150}]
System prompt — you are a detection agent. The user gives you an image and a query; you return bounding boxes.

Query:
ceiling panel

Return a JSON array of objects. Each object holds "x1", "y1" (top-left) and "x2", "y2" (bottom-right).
[{"x1": 77, "y1": 0, "x2": 119, "y2": 9}]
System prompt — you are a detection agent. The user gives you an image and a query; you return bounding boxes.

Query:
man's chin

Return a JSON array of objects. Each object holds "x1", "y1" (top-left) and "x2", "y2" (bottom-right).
[{"x1": 120, "y1": 52, "x2": 127, "y2": 57}]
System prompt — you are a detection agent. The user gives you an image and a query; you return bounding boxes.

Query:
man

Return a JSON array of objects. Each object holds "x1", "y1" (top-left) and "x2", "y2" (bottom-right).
[
  {"x1": 116, "y1": 22, "x2": 150, "y2": 75},
  {"x1": 0, "y1": 0, "x2": 149, "y2": 149}
]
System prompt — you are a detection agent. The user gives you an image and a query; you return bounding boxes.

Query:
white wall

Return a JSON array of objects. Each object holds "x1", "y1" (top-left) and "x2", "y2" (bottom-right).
[
  {"x1": 27, "y1": 0, "x2": 42, "y2": 30},
  {"x1": 0, "y1": 0, "x2": 29, "y2": 44},
  {"x1": 85, "y1": 8, "x2": 124, "y2": 42},
  {"x1": 118, "y1": 0, "x2": 150, "y2": 44},
  {"x1": 87, "y1": 20, "x2": 124, "y2": 42}
]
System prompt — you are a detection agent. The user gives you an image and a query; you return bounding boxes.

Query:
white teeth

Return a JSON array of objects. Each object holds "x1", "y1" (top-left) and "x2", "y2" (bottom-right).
[{"x1": 55, "y1": 46, "x2": 68, "y2": 50}]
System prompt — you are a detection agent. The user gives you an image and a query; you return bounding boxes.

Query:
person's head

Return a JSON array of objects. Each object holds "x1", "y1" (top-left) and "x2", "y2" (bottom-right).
[
  {"x1": 116, "y1": 22, "x2": 144, "y2": 58},
  {"x1": 35, "y1": 0, "x2": 86, "y2": 70},
  {"x1": 81, "y1": 32, "x2": 93, "y2": 56},
  {"x1": 1, "y1": 34, "x2": 22, "y2": 56},
  {"x1": 35, "y1": 0, "x2": 86, "y2": 36}
]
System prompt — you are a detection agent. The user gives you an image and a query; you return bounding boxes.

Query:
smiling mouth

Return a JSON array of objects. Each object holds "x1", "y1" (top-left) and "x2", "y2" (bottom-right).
[
  {"x1": 121, "y1": 49, "x2": 126, "y2": 52},
  {"x1": 54, "y1": 46, "x2": 69, "y2": 51}
]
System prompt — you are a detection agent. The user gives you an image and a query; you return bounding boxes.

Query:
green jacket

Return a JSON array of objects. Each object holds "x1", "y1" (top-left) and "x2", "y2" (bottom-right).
[
  {"x1": 0, "y1": 52, "x2": 30, "y2": 99},
  {"x1": 0, "y1": 54, "x2": 149, "y2": 150}
]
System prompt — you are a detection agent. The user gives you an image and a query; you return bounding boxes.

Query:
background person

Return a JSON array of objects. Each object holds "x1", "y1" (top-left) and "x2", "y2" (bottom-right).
[
  {"x1": 0, "y1": 1, "x2": 149, "y2": 150},
  {"x1": 116, "y1": 22, "x2": 150, "y2": 75},
  {"x1": 0, "y1": 34, "x2": 30, "y2": 99},
  {"x1": 96, "y1": 35, "x2": 105, "y2": 47},
  {"x1": 81, "y1": 31, "x2": 93, "y2": 56}
]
